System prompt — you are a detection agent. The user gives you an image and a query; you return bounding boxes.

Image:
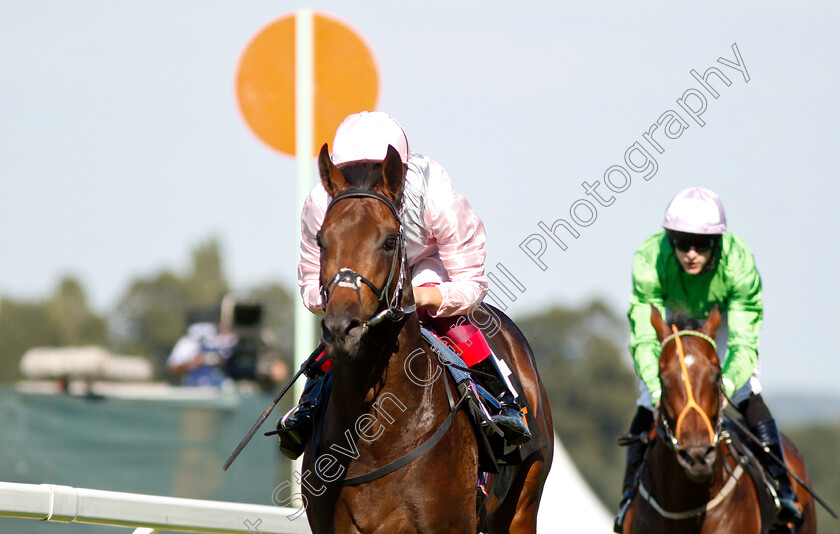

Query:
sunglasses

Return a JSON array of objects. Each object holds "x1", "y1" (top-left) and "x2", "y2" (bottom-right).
[{"x1": 671, "y1": 236, "x2": 717, "y2": 253}]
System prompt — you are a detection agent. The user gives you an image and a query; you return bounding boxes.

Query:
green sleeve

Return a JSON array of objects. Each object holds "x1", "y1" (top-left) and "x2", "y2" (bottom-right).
[
  {"x1": 721, "y1": 243, "x2": 763, "y2": 397},
  {"x1": 628, "y1": 246, "x2": 666, "y2": 405}
]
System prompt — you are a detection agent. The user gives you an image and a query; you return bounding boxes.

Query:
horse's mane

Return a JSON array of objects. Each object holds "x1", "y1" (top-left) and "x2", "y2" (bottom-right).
[{"x1": 670, "y1": 313, "x2": 703, "y2": 331}]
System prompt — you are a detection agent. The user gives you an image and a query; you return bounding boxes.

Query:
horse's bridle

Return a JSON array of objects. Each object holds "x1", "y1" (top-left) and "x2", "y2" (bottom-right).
[
  {"x1": 656, "y1": 326, "x2": 724, "y2": 452},
  {"x1": 319, "y1": 189, "x2": 416, "y2": 326},
  {"x1": 639, "y1": 325, "x2": 747, "y2": 521}
]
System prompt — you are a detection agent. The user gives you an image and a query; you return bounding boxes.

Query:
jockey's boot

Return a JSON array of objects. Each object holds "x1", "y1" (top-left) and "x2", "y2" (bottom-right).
[
  {"x1": 613, "y1": 406, "x2": 653, "y2": 533},
  {"x1": 269, "y1": 373, "x2": 326, "y2": 460},
  {"x1": 613, "y1": 440, "x2": 645, "y2": 533},
  {"x1": 750, "y1": 419, "x2": 803, "y2": 526},
  {"x1": 470, "y1": 355, "x2": 531, "y2": 446}
]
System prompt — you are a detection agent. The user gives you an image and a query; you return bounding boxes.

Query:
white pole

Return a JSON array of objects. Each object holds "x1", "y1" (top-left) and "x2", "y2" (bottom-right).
[{"x1": 293, "y1": 7, "x2": 316, "y2": 501}]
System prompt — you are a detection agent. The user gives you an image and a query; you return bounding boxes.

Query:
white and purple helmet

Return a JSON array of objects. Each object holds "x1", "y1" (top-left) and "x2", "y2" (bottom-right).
[
  {"x1": 331, "y1": 111, "x2": 410, "y2": 166},
  {"x1": 662, "y1": 187, "x2": 727, "y2": 235}
]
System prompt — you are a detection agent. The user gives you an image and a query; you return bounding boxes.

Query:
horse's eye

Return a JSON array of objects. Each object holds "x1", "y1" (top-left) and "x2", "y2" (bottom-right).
[
  {"x1": 316, "y1": 235, "x2": 324, "y2": 249},
  {"x1": 383, "y1": 235, "x2": 398, "y2": 251}
]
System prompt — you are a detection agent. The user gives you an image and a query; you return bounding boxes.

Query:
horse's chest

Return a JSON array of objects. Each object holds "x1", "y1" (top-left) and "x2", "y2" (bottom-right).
[
  {"x1": 323, "y1": 484, "x2": 470, "y2": 533},
  {"x1": 305, "y1": 452, "x2": 475, "y2": 533}
]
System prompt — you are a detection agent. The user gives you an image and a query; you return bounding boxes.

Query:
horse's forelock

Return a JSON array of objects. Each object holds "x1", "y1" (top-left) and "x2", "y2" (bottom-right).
[
  {"x1": 670, "y1": 314, "x2": 703, "y2": 331},
  {"x1": 663, "y1": 314, "x2": 719, "y2": 369},
  {"x1": 337, "y1": 162, "x2": 384, "y2": 189},
  {"x1": 336, "y1": 162, "x2": 404, "y2": 208}
]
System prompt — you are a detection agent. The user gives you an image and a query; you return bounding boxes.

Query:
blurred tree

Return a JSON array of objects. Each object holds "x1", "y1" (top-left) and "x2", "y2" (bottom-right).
[
  {"x1": 0, "y1": 300, "x2": 59, "y2": 382},
  {"x1": 110, "y1": 270, "x2": 190, "y2": 364},
  {"x1": 45, "y1": 276, "x2": 107, "y2": 345},
  {"x1": 247, "y1": 282, "x2": 294, "y2": 365},
  {"x1": 516, "y1": 299, "x2": 638, "y2": 509},
  {"x1": 184, "y1": 239, "x2": 228, "y2": 307},
  {"x1": 110, "y1": 238, "x2": 229, "y2": 371},
  {"x1": 0, "y1": 277, "x2": 107, "y2": 382}
]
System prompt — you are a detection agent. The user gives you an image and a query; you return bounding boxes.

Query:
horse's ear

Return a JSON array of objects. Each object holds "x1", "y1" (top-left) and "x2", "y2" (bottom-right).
[
  {"x1": 380, "y1": 145, "x2": 405, "y2": 205},
  {"x1": 650, "y1": 305, "x2": 670, "y2": 342},
  {"x1": 318, "y1": 143, "x2": 348, "y2": 196},
  {"x1": 701, "y1": 305, "x2": 722, "y2": 339}
]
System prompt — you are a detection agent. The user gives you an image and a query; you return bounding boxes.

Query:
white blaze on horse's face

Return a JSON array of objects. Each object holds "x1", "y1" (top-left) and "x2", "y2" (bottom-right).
[{"x1": 659, "y1": 335, "x2": 723, "y2": 482}]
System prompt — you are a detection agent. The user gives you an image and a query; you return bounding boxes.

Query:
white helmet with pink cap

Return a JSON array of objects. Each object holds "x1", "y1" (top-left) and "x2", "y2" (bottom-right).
[
  {"x1": 331, "y1": 111, "x2": 410, "y2": 166},
  {"x1": 662, "y1": 186, "x2": 727, "y2": 235}
]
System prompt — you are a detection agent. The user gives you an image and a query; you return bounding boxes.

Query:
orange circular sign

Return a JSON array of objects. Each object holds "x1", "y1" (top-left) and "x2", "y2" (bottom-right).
[{"x1": 236, "y1": 12, "x2": 380, "y2": 157}]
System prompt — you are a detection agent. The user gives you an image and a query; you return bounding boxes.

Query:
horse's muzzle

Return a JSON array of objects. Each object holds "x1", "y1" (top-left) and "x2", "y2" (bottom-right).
[
  {"x1": 321, "y1": 312, "x2": 367, "y2": 361},
  {"x1": 677, "y1": 444, "x2": 717, "y2": 482}
]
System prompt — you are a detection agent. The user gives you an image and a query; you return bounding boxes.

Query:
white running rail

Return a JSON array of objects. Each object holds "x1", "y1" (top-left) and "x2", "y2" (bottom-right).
[{"x1": 0, "y1": 481, "x2": 311, "y2": 534}]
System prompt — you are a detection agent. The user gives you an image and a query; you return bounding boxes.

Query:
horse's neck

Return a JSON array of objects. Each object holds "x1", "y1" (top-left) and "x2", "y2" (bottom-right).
[{"x1": 326, "y1": 317, "x2": 446, "y2": 441}]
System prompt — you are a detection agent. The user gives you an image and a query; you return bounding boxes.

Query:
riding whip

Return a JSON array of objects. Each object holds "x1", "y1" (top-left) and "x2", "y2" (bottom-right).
[{"x1": 223, "y1": 343, "x2": 325, "y2": 471}]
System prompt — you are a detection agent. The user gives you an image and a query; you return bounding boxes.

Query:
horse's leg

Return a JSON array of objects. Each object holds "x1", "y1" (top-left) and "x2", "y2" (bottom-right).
[
  {"x1": 486, "y1": 454, "x2": 548, "y2": 534},
  {"x1": 475, "y1": 305, "x2": 553, "y2": 534},
  {"x1": 782, "y1": 436, "x2": 816, "y2": 534},
  {"x1": 622, "y1": 507, "x2": 634, "y2": 534},
  {"x1": 623, "y1": 500, "x2": 666, "y2": 534},
  {"x1": 622, "y1": 503, "x2": 659, "y2": 534},
  {"x1": 623, "y1": 506, "x2": 642, "y2": 534}
]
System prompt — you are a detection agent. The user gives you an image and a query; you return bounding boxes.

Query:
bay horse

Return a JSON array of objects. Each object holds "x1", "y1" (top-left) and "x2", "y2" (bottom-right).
[
  {"x1": 299, "y1": 143, "x2": 553, "y2": 533},
  {"x1": 623, "y1": 306, "x2": 816, "y2": 534}
]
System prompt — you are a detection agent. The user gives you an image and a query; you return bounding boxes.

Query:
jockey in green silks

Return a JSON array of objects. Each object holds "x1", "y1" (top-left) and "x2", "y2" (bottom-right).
[{"x1": 613, "y1": 187, "x2": 802, "y2": 532}]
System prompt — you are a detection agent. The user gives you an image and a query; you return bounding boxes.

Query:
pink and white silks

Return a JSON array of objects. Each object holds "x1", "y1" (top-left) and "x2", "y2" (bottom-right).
[{"x1": 298, "y1": 153, "x2": 491, "y2": 366}]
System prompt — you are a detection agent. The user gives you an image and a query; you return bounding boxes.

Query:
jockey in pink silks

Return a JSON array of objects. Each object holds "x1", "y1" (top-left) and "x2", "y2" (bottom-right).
[{"x1": 272, "y1": 111, "x2": 531, "y2": 459}]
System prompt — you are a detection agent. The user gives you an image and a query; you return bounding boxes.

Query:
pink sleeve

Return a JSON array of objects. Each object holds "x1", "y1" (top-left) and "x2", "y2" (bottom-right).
[
  {"x1": 297, "y1": 185, "x2": 329, "y2": 314},
  {"x1": 424, "y1": 160, "x2": 488, "y2": 317}
]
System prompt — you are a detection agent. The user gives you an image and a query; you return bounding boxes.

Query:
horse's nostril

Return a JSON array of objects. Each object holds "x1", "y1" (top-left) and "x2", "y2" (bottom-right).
[
  {"x1": 679, "y1": 449, "x2": 693, "y2": 466},
  {"x1": 322, "y1": 314, "x2": 363, "y2": 342},
  {"x1": 345, "y1": 318, "x2": 362, "y2": 336},
  {"x1": 322, "y1": 315, "x2": 348, "y2": 341}
]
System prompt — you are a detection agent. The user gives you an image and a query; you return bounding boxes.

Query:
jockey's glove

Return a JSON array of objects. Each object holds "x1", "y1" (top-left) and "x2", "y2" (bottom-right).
[
  {"x1": 722, "y1": 377, "x2": 735, "y2": 399},
  {"x1": 650, "y1": 388, "x2": 661, "y2": 407}
]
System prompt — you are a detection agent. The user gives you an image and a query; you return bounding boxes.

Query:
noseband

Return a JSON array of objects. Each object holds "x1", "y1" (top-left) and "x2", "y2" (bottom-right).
[
  {"x1": 657, "y1": 326, "x2": 723, "y2": 452},
  {"x1": 320, "y1": 189, "x2": 416, "y2": 326}
]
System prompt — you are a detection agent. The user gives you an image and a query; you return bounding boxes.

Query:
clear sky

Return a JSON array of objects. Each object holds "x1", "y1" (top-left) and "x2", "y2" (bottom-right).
[{"x1": 2, "y1": 2, "x2": 838, "y2": 395}]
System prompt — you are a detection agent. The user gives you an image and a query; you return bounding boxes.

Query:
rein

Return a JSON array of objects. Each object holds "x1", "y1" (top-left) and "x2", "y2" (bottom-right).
[{"x1": 320, "y1": 189, "x2": 416, "y2": 325}]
